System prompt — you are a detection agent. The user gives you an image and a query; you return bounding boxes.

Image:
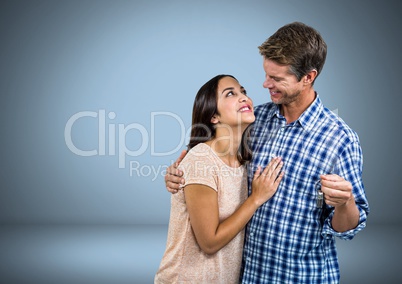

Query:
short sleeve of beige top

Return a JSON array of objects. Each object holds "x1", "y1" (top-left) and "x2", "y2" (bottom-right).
[{"x1": 154, "y1": 143, "x2": 248, "y2": 284}]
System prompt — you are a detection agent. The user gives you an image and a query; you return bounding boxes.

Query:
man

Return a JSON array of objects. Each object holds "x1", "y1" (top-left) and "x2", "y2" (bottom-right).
[{"x1": 165, "y1": 22, "x2": 369, "y2": 283}]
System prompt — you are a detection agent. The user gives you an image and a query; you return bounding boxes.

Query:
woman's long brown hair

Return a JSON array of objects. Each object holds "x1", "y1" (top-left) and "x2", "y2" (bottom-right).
[{"x1": 187, "y1": 74, "x2": 252, "y2": 165}]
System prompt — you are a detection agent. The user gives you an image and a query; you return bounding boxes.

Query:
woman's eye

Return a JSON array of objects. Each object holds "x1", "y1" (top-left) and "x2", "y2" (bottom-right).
[
  {"x1": 242, "y1": 89, "x2": 247, "y2": 95},
  {"x1": 226, "y1": 91, "x2": 234, "y2": 97}
]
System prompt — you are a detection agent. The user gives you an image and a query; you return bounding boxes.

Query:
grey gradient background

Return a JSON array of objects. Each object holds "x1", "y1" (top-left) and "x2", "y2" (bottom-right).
[{"x1": 1, "y1": 0, "x2": 401, "y2": 283}]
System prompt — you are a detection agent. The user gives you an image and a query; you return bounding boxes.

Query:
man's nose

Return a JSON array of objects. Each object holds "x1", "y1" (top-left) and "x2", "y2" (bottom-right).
[{"x1": 263, "y1": 78, "x2": 273, "y2": 88}]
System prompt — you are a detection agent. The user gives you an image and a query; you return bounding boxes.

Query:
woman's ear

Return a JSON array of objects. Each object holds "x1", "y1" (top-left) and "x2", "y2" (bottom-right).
[{"x1": 211, "y1": 114, "x2": 219, "y2": 124}]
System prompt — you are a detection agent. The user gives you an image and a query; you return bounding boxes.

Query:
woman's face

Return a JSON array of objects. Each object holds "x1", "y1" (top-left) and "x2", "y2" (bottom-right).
[{"x1": 212, "y1": 76, "x2": 255, "y2": 128}]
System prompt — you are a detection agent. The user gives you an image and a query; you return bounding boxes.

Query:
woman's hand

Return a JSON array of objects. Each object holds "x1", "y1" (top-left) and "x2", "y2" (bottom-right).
[{"x1": 250, "y1": 157, "x2": 284, "y2": 207}]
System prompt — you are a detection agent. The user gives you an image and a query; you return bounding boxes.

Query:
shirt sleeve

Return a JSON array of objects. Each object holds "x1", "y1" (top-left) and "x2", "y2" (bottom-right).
[
  {"x1": 178, "y1": 151, "x2": 218, "y2": 192},
  {"x1": 322, "y1": 139, "x2": 370, "y2": 240}
]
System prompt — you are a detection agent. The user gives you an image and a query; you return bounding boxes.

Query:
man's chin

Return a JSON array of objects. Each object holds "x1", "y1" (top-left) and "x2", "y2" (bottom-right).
[{"x1": 270, "y1": 97, "x2": 282, "y2": 105}]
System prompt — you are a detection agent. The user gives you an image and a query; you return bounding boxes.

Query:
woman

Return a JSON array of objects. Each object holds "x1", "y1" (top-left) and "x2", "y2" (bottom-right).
[{"x1": 154, "y1": 75, "x2": 283, "y2": 283}]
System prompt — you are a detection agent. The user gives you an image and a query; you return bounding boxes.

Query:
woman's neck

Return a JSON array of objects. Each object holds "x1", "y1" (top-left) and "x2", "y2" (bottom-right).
[{"x1": 206, "y1": 126, "x2": 244, "y2": 168}]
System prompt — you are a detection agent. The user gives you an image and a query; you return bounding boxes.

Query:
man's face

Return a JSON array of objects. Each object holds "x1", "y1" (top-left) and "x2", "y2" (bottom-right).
[{"x1": 262, "y1": 59, "x2": 305, "y2": 105}]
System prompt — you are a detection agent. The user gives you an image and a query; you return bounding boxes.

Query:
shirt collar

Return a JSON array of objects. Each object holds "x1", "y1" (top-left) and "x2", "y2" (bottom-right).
[
  {"x1": 266, "y1": 93, "x2": 324, "y2": 130},
  {"x1": 266, "y1": 104, "x2": 280, "y2": 122},
  {"x1": 297, "y1": 93, "x2": 323, "y2": 130}
]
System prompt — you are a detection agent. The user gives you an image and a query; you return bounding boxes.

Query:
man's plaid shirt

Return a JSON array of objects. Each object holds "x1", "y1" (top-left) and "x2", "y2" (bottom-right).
[{"x1": 240, "y1": 94, "x2": 369, "y2": 283}]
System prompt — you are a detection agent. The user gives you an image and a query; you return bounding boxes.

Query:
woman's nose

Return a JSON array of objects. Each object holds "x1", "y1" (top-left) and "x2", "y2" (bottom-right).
[{"x1": 239, "y1": 94, "x2": 248, "y2": 102}]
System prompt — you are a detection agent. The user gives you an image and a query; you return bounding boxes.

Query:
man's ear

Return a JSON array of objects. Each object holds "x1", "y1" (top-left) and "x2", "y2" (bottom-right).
[
  {"x1": 211, "y1": 114, "x2": 219, "y2": 124},
  {"x1": 303, "y1": 69, "x2": 318, "y2": 85}
]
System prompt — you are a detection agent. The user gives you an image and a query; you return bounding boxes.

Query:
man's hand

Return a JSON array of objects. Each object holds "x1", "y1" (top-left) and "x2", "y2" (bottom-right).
[
  {"x1": 320, "y1": 174, "x2": 360, "y2": 232},
  {"x1": 165, "y1": 150, "x2": 187, "y2": 194},
  {"x1": 320, "y1": 174, "x2": 354, "y2": 208}
]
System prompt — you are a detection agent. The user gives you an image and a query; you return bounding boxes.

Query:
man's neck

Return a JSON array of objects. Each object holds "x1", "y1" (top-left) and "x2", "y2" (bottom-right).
[{"x1": 280, "y1": 89, "x2": 316, "y2": 124}]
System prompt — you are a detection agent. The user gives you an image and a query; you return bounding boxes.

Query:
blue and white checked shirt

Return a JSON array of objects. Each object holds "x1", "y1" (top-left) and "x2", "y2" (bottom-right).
[{"x1": 240, "y1": 95, "x2": 369, "y2": 283}]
